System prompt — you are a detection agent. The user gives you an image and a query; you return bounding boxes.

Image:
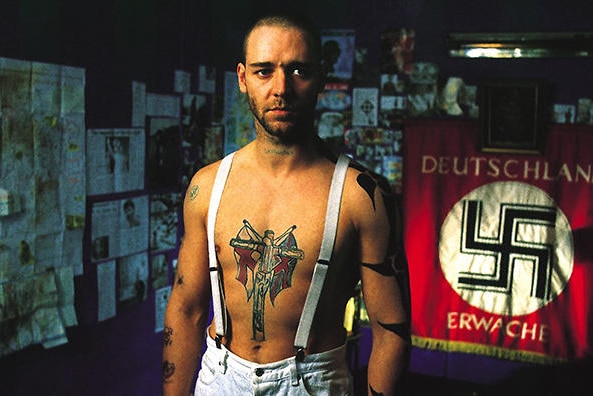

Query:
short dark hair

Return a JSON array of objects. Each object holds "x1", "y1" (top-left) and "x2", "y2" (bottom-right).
[{"x1": 242, "y1": 12, "x2": 322, "y2": 64}]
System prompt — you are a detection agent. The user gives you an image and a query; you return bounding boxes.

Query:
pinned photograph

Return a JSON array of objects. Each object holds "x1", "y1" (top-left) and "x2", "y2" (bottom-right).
[
  {"x1": 553, "y1": 104, "x2": 576, "y2": 124},
  {"x1": 321, "y1": 29, "x2": 356, "y2": 82},
  {"x1": 380, "y1": 28, "x2": 415, "y2": 74},
  {"x1": 576, "y1": 98, "x2": 592, "y2": 124},
  {"x1": 352, "y1": 88, "x2": 379, "y2": 127}
]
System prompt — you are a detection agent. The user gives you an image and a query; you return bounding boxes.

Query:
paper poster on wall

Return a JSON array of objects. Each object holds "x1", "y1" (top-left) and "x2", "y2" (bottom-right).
[
  {"x1": 0, "y1": 58, "x2": 36, "y2": 281},
  {"x1": 146, "y1": 92, "x2": 180, "y2": 118},
  {"x1": 97, "y1": 260, "x2": 116, "y2": 322},
  {"x1": 32, "y1": 62, "x2": 79, "y2": 232},
  {"x1": 55, "y1": 66, "x2": 86, "y2": 230},
  {"x1": 63, "y1": 228, "x2": 84, "y2": 276},
  {"x1": 380, "y1": 28, "x2": 415, "y2": 74},
  {"x1": 171, "y1": 258, "x2": 179, "y2": 286},
  {"x1": 181, "y1": 94, "x2": 207, "y2": 148},
  {"x1": 576, "y1": 98, "x2": 592, "y2": 124},
  {"x1": 180, "y1": 94, "x2": 208, "y2": 187},
  {"x1": 34, "y1": 231, "x2": 65, "y2": 272},
  {"x1": 352, "y1": 88, "x2": 379, "y2": 127},
  {"x1": 155, "y1": 286, "x2": 171, "y2": 332},
  {"x1": 87, "y1": 128, "x2": 145, "y2": 195},
  {"x1": 223, "y1": 71, "x2": 254, "y2": 154},
  {"x1": 174, "y1": 69, "x2": 191, "y2": 94},
  {"x1": 0, "y1": 270, "x2": 68, "y2": 356},
  {"x1": 90, "y1": 195, "x2": 149, "y2": 262},
  {"x1": 553, "y1": 104, "x2": 576, "y2": 124},
  {"x1": 198, "y1": 65, "x2": 216, "y2": 94},
  {"x1": 62, "y1": 113, "x2": 86, "y2": 229},
  {"x1": 317, "y1": 112, "x2": 345, "y2": 139},
  {"x1": 147, "y1": 116, "x2": 181, "y2": 190},
  {"x1": 118, "y1": 252, "x2": 149, "y2": 309},
  {"x1": 54, "y1": 266, "x2": 78, "y2": 327},
  {"x1": 0, "y1": 57, "x2": 86, "y2": 303},
  {"x1": 150, "y1": 192, "x2": 182, "y2": 252},
  {"x1": 151, "y1": 253, "x2": 169, "y2": 290},
  {"x1": 203, "y1": 123, "x2": 223, "y2": 165},
  {"x1": 321, "y1": 29, "x2": 355, "y2": 82},
  {"x1": 407, "y1": 62, "x2": 438, "y2": 118},
  {"x1": 131, "y1": 81, "x2": 147, "y2": 127}
]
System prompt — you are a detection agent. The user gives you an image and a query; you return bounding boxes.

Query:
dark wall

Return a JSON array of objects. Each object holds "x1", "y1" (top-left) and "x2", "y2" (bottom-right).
[
  {"x1": 2, "y1": 0, "x2": 592, "y2": 126},
  {"x1": 1, "y1": 1, "x2": 592, "y2": 395}
]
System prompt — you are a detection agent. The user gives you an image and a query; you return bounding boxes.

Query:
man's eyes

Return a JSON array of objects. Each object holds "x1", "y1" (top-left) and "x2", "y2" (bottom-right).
[
  {"x1": 292, "y1": 67, "x2": 312, "y2": 78},
  {"x1": 256, "y1": 68, "x2": 273, "y2": 76},
  {"x1": 254, "y1": 67, "x2": 312, "y2": 78}
]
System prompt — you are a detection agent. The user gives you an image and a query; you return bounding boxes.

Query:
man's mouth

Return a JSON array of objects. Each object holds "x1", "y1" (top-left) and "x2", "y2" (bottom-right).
[{"x1": 267, "y1": 108, "x2": 294, "y2": 118}]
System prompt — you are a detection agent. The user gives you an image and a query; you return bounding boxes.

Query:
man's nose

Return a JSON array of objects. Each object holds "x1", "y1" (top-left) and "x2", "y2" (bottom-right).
[{"x1": 272, "y1": 70, "x2": 290, "y2": 96}]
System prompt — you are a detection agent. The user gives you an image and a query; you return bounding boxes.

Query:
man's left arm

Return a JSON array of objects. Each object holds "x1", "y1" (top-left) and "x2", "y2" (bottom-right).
[{"x1": 353, "y1": 171, "x2": 411, "y2": 396}]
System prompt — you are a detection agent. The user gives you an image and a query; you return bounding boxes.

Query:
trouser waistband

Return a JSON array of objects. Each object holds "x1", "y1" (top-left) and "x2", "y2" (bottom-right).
[{"x1": 205, "y1": 335, "x2": 348, "y2": 385}]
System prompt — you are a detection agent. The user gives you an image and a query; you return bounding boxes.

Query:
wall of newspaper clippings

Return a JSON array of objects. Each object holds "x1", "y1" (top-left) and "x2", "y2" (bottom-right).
[
  {"x1": 0, "y1": 47, "x2": 223, "y2": 393},
  {"x1": 0, "y1": 58, "x2": 85, "y2": 356}
]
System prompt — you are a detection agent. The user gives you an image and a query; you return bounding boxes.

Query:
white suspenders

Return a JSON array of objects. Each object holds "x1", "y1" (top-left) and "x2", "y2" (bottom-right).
[
  {"x1": 207, "y1": 152, "x2": 235, "y2": 345},
  {"x1": 206, "y1": 152, "x2": 351, "y2": 356},
  {"x1": 293, "y1": 154, "x2": 350, "y2": 359}
]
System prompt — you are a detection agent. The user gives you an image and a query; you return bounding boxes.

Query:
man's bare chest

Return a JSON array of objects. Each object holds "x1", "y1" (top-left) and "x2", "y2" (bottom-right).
[
  {"x1": 215, "y1": 169, "x2": 330, "y2": 239},
  {"x1": 214, "y1": 198, "x2": 327, "y2": 271}
]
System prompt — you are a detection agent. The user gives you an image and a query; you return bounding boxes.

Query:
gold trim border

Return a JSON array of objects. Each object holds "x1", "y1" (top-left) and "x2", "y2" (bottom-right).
[{"x1": 412, "y1": 335, "x2": 567, "y2": 365}]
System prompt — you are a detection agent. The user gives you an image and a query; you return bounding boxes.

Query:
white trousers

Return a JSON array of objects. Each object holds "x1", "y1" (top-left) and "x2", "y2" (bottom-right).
[{"x1": 194, "y1": 336, "x2": 354, "y2": 395}]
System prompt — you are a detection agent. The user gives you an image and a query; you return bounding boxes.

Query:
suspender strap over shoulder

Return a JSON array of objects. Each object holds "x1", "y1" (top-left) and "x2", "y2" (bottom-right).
[
  {"x1": 207, "y1": 152, "x2": 235, "y2": 345},
  {"x1": 293, "y1": 154, "x2": 350, "y2": 359}
]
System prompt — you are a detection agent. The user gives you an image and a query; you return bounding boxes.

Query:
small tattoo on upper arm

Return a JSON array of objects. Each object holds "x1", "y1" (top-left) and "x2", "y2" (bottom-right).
[
  {"x1": 163, "y1": 326, "x2": 173, "y2": 346},
  {"x1": 175, "y1": 273, "x2": 184, "y2": 287},
  {"x1": 369, "y1": 385, "x2": 384, "y2": 396},
  {"x1": 162, "y1": 360, "x2": 176, "y2": 382},
  {"x1": 361, "y1": 260, "x2": 395, "y2": 276},
  {"x1": 379, "y1": 320, "x2": 411, "y2": 342},
  {"x1": 189, "y1": 185, "x2": 199, "y2": 200}
]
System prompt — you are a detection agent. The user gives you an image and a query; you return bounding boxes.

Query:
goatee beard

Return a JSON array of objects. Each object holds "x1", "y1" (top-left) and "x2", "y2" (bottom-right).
[{"x1": 249, "y1": 97, "x2": 315, "y2": 145}]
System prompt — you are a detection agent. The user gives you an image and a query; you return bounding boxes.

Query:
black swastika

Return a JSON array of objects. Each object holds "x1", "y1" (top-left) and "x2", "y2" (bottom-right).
[{"x1": 459, "y1": 200, "x2": 556, "y2": 300}]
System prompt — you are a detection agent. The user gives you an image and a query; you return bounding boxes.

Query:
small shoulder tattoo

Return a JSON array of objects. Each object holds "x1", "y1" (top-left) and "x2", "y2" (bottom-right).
[
  {"x1": 356, "y1": 173, "x2": 379, "y2": 211},
  {"x1": 188, "y1": 185, "x2": 199, "y2": 201}
]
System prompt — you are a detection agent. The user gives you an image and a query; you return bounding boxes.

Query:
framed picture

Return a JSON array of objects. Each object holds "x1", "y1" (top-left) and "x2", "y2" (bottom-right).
[{"x1": 479, "y1": 79, "x2": 548, "y2": 154}]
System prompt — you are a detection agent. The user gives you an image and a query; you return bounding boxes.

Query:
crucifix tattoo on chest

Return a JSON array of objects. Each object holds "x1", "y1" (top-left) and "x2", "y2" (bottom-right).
[{"x1": 230, "y1": 219, "x2": 304, "y2": 341}]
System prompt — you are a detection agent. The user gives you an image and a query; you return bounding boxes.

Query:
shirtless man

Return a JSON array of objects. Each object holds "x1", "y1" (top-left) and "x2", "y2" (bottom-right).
[{"x1": 162, "y1": 12, "x2": 410, "y2": 395}]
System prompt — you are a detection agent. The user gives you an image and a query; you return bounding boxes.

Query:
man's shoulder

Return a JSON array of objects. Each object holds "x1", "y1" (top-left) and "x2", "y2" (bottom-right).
[
  {"x1": 183, "y1": 156, "x2": 232, "y2": 211},
  {"x1": 192, "y1": 155, "x2": 231, "y2": 185},
  {"x1": 341, "y1": 158, "x2": 398, "y2": 229},
  {"x1": 345, "y1": 158, "x2": 394, "y2": 195}
]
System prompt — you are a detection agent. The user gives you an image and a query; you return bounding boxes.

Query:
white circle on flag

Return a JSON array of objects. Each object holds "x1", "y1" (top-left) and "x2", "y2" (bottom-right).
[{"x1": 439, "y1": 181, "x2": 573, "y2": 315}]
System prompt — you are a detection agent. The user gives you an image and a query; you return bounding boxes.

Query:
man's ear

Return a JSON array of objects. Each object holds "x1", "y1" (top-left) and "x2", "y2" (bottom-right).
[{"x1": 237, "y1": 62, "x2": 247, "y2": 93}]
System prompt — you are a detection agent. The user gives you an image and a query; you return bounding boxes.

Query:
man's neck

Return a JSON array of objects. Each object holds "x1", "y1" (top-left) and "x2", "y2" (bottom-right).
[{"x1": 250, "y1": 135, "x2": 320, "y2": 175}]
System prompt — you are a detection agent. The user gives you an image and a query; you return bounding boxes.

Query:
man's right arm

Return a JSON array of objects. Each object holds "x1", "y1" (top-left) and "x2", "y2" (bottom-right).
[{"x1": 162, "y1": 176, "x2": 212, "y2": 395}]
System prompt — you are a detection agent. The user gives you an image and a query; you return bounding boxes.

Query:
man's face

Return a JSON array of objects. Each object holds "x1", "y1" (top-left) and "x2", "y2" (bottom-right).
[{"x1": 237, "y1": 25, "x2": 322, "y2": 143}]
